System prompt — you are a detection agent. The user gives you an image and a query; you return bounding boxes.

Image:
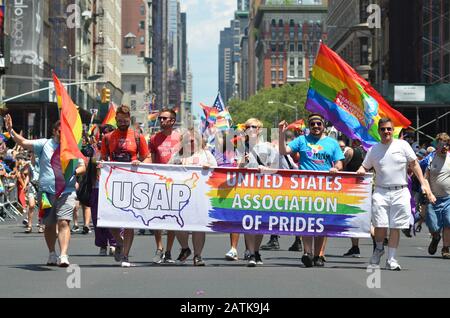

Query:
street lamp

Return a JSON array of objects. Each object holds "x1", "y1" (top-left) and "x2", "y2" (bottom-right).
[{"x1": 268, "y1": 100, "x2": 298, "y2": 121}]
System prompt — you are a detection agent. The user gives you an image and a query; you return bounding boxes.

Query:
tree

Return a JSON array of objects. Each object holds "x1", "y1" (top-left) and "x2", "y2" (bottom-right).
[{"x1": 228, "y1": 82, "x2": 310, "y2": 128}]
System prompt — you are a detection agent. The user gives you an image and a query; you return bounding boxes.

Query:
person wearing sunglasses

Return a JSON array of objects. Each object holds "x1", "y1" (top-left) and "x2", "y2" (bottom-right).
[
  {"x1": 424, "y1": 133, "x2": 450, "y2": 259},
  {"x1": 148, "y1": 108, "x2": 180, "y2": 264},
  {"x1": 357, "y1": 118, "x2": 436, "y2": 271},
  {"x1": 279, "y1": 113, "x2": 345, "y2": 268}
]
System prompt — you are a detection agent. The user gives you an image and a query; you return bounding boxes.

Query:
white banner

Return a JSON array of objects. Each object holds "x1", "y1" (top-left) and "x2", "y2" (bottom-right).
[{"x1": 98, "y1": 163, "x2": 373, "y2": 238}]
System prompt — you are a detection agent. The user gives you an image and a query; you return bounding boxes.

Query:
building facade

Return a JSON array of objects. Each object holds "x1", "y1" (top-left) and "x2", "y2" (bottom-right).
[{"x1": 253, "y1": 0, "x2": 328, "y2": 90}]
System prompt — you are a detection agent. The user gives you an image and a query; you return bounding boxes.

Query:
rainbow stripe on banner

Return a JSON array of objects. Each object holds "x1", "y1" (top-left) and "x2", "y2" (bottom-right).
[
  {"x1": 306, "y1": 43, "x2": 411, "y2": 149},
  {"x1": 98, "y1": 164, "x2": 372, "y2": 238}
]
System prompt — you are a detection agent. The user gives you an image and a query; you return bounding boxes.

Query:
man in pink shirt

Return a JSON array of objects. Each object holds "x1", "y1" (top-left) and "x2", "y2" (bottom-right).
[{"x1": 148, "y1": 109, "x2": 181, "y2": 263}]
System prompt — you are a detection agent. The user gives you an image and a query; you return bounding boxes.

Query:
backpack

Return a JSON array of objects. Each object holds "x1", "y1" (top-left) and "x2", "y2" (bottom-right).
[{"x1": 76, "y1": 157, "x2": 95, "y2": 206}]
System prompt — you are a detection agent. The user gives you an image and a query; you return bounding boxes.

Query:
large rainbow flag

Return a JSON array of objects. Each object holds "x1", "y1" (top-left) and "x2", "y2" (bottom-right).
[
  {"x1": 102, "y1": 103, "x2": 117, "y2": 128},
  {"x1": 52, "y1": 72, "x2": 86, "y2": 195},
  {"x1": 306, "y1": 43, "x2": 411, "y2": 148}
]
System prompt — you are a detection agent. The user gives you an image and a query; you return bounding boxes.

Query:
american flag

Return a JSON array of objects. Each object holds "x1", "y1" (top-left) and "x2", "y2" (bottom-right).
[{"x1": 213, "y1": 92, "x2": 225, "y2": 112}]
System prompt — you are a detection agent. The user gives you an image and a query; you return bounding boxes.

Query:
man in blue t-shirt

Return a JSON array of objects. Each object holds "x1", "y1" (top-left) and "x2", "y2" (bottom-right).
[
  {"x1": 4, "y1": 115, "x2": 85, "y2": 268},
  {"x1": 279, "y1": 113, "x2": 345, "y2": 268}
]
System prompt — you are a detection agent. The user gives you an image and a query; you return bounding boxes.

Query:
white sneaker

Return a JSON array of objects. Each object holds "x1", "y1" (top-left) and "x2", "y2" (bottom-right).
[
  {"x1": 370, "y1": 248, "x2": 385, "y2": 265},
  {"x1": 46, "y1": 252, "x2": 58, "y2": 266},
  {"x1": 58, "y1": 255, "x2": 70, "y2": 268},
  {"x1": 225, "y1": 248, "x2": 238, "y2": 261},
  {"x1": 99, "y1": 247, "x2": 108, "y2": 256},
  {"x1": 152, "y1": 249, "x2": 164, "y2": 264},
  {"x1": 386, "y1": 258, "x2": 402, "y2": 271},
  {"x1": 109, "y1": 246, "x2": 116, "y2": 256},
  {"x1": 121, "y1": 256, "x2": 133, "y2": 268}
]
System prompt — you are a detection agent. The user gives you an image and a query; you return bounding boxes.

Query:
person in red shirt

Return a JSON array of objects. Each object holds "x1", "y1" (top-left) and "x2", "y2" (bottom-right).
[
  {"x1": 148, "y1": 108, "x2": 181, "y2": 264},
  {"x1": 101, "y1": 105, "x2": 151, "y2": 267}
]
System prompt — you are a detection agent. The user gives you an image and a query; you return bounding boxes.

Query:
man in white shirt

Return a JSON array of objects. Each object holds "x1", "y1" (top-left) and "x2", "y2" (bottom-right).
[{"x1": 357, "y1": 118, "x2": 435, "y2": 271}]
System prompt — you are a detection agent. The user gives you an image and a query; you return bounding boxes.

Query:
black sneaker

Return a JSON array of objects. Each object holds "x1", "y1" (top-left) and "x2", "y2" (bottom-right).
[
  {"x1": 260, "y1": 236, "x2": 280, "y2": 250},
  {"x1": 164, "y1": 251, "x2": 175, "y2": 264},
  {"x1": 81, "y1": 226, "x2": 91, "y2": 235},
  {"x1": 176, "y1": 248, "x2": 192, "y2": 264},
  {"x1": 301, "y1": 253, "x2": 314, "y2": 268},
  {"x1": 247, "y1": 255, "x2": 257, "y2": 267},
  {"x1": 193, "y1": 255, "x2": 205, "y2": 266},
  {"x1": 255, "y1": 251, "x2": 263, "y2": 265},
  {"x1": 137, "y1": 229, "x2": 146, "y2": 235},
  {"x1": 288, "y1": 239, "x2": 303, "y2": 252},
  {"x1": 343, "y1": 246, "x2": 361, "y2": 258},
  {"x1": 313, "y1": 256, "x2": 325, "y2": 267},
  {"x1": 428, "y1": 234, "x2": 441, "y2": 255},
  {"x1": 402, "y1": 226, "x2": 412, "y2": 238},
  {"x1": 71, "y1": 225, "x2": 80, "y2": 233}
]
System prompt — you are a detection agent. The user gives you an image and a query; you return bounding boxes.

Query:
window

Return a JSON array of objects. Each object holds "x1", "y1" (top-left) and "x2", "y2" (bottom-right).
[
  {"x1": 278, "y1": 43, "x2": 284, "y2": 52},
  {"x1": 271, "y1": 19, "x2": 277, "y2": 27},
  {"x1": 360, "y1": 37, "x2": 369, "y2": 65},
  {"x1": 279, "y1": 70, "x2": 284, "y2": 80},
  {"x1": 140, "y1": 51, "x2": 145, "y2": 57},
  {"x1": 290, "y1": 43, "x2": 295, "y2": 52},
  {"x1": 271, "y1": 42, "x2": 277, "y2": 52},
  {"x1": 271, "y1": 56, "x2": 277, "y2": 67},
  {"x1": 272, "y1": 71, "x2": 277, "y2": 81},
  {"x1": 279, "y1": 55, "x2": 284, "y2": 66},
  {"x1": 131, "y1": 100, "x2": 137, "y2": 111},
  {"x1": 298, "y1": 43, "x2": 303, "y2": 52},
  {"x1": 131, "y1": 84, "x2": 137, "y2": 95},
  {"x1": 298, "y1": 58, "x2": 304, "y2": 77},
  {"x1": 140, "y1": 5, "x2": 145, "y2": 16},
  {"x1": 279, "y1": 19, "x2": 284, "y2": 27},
  {"x1": 140, "y1": 36, "x2": 145, "y2": 44},
  {"x1": 139, "y1": 21, "x2": 145, "y2": 30}
]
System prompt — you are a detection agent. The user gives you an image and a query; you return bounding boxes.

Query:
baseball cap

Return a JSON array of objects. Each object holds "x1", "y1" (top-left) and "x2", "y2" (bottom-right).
[{"x1": 416, "y1": 149, "x2": 427, "y2": 158}]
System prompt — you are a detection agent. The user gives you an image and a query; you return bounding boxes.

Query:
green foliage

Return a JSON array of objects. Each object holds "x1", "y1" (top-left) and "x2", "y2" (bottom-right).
[{"x1": 228, "y1": 82, "x2": 310, "y2": 128}]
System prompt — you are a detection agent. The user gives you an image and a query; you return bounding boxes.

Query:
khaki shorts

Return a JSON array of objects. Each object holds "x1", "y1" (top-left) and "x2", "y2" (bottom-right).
[
  {"x1": 40, "y1": 192, "x2": 77, "y2": 226},
  {"x1": 372, "y1": 187, "x2": 411, "y2": 229}
]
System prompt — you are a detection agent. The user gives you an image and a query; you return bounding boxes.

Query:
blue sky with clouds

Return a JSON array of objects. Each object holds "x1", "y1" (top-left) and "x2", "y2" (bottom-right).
[{"x1": 181, "y1": 0, "x2": 236, "y2": 115}]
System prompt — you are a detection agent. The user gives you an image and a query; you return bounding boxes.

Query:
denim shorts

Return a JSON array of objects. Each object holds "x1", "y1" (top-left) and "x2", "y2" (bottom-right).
[{"x1": 426, "y1": 196, "x2": 450, "y2": 233}]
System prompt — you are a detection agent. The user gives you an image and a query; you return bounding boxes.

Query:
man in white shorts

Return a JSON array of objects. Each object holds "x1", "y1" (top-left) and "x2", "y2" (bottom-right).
[{"x1": 357, "y1": 118, "x2": 435, "y2": 271}]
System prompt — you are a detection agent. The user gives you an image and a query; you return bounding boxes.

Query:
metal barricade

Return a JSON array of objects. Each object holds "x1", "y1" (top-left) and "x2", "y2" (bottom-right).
[{"x1": 0, "y1": 177, "x2": 24, "y2": 222}]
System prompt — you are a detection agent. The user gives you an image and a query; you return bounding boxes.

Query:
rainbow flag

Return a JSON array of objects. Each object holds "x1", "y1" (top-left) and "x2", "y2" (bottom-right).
[
  {"x1": 306, "y1": 43, "x2": 411, "y2": 149},
  {"x1": 102, "y1": 103, "x2": 117, "y2": 128},
  {"x1": 287, "y1": 119, "x2": 306, "y2": 132},
  {"x1": 148, "y1": 111, "x2": 159, "y2": 126},
  {"x1": 52, "y1": 72, "x2": 86, "y2": 195}
]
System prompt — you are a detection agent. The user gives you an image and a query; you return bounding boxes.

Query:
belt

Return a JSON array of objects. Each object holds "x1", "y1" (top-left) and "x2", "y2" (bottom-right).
[{"x1": 377, "y1": 185, "x2": 408, "y2": 191}]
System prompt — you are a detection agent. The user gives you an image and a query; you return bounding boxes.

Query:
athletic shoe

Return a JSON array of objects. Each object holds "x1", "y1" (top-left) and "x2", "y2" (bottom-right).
[
  {"x1": 255, "y1": 251, "x2": 263, "y2": 265},
  {"x1": 243, "y1": 250, "x2": 251, "y2": 261},
  {"x1": 343, "y1": 246, "x2": 361, "y2": 258},
  {"x1": 313, "y1": 256, "x2": 325, "y2": 267},
  {"x1": 301, "y1": 253, "x2": 314, "y2": 268},
  {"x1": 114, "y1": 246, "x2": 123, "y2": 262},
  {"x1": 71, "y1": 225, "x2": 80, "y2": 233},
  {"x1": 152, "y1": 249, "x2": 164, "y2": 264},
  {"x1": 121, "y1": 256, "x2": 132, "y2": 268},
  {"x1": 260, "y1": 236, "x2": 280, "y2": 250},
  {"x1": 99, "y1": 247, "x2": 108, "y2": 256},
  {"x1": 47, "y1": 252, "x2": 58, "y2": 266},
  {"x1": 386, "y1": 258, "x2": 401, "y2": 271},
  {"x1": 176, "y1": 247, "x2": 192, "y2": 265},
  {"x1": 247, "y1": 255, "x2": 256, "y2": 267},
  {"x1": 225, "y1": 248, "x2": 238, "y2": 261},
  {"x1": 288, "y1": 239, "x2": 302, "y2": 252},
  {"x1": 428, "y1": 234, "x2": 441, "y2": 255},
  {"x1": 58, "y1": 255, "x2": 70, "y2": 268},
  {"x1": 193, "y1": 255, "x2": 206, "y2": 266},
  {"x1": 370, "y1": 248, "x2": 385, "y2": 265},
  {"x1": 442, "y1": 247, "x2": 450, "y2": 259},
  {"x1": 81, "y1": 226, "x2": 91, "y2": 235},
  {"x1": 163, "y1": 251, "x2": 175, "y2": 264}
]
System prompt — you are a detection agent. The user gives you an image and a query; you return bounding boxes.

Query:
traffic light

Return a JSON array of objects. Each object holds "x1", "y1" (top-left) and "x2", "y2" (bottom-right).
[{"x1": 101, "y1": 87, "x2": 111, "y2": 104}]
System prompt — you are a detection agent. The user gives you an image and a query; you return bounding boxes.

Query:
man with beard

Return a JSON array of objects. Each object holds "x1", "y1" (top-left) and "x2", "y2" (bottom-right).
[
  {"x1": 101, "y1": 105, "x2": 151, "y2": 267},
  {"x1": 279, "y1": 113, "x2": 344, "y2": 268},
  {"x1": 148, "y1": 108, "x2": 180, "y2": 264}
]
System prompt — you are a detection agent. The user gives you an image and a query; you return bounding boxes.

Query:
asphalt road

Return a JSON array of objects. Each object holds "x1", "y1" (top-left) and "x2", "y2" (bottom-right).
[{"x1": 1, "y1": 220, "x2": 449, "y2": 298}]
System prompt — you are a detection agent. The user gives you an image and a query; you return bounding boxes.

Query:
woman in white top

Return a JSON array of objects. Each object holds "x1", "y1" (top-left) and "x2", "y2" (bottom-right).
[{"x1": 169, "y1": 128, "x2": 217, "y2": 266}]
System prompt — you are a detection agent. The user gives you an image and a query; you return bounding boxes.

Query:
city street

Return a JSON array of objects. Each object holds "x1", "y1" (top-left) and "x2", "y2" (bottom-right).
[{"x1": 0, "y1": 220, "x2": 449, "y2": 298}]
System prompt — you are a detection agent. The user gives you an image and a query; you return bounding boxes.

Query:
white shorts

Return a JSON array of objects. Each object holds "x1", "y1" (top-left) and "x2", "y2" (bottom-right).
[{"x1": 372, "y1": 187, "x2": 411, "y2": 229}]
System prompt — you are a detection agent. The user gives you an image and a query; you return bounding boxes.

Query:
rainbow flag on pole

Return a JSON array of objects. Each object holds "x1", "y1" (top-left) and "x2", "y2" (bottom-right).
[
  {"x1": 52, "y1": 72, "x2": 86, "y2": 195},
  {"x1": 102, "y1": 103, "x2": 117, "y2": 128},
  {"x1": 306, "y1": 43, "x2": 411, "y2": 149}
]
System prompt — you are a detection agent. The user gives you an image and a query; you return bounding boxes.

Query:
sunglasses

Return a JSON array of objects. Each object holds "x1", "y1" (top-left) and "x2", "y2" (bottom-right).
[
  {"x1": 309, "y1": 121, "x2": 323, "y2": 127},
  {"x1": 158, "y1": 116, "x2": 174, "y2": 121},
  {"x1": 246, "y1": 125, "x2": 259, "y2": 130},
  {"x1": 380, "y1": 127, "x2": 393, "y2": 132}
]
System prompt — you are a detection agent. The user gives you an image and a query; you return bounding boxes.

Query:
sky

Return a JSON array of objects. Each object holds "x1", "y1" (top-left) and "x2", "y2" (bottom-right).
[{"x1": 180, "y1": 0, "x2": 236, "y2": 116}]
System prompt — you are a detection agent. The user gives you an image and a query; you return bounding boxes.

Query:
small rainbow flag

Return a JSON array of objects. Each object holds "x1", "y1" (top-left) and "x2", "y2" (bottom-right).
[
  {"x1": 287, "y1": 119, "x2": 306, "y2": 132},
  {"x1": 102, "y1": 103, "x2": 117, "y2": 128},
  {"x1": 41, "y1": 192, "x2": 52, "y2": 209},
  {"x1": 52, "y1": 72, "x2": 86, "y2": 195},
  {"x1": 148, "y1": 111, "x2": 159, "y2": 125},
  {"x1": 306, "y1": 43, "x2": 411, "y2": 149}
]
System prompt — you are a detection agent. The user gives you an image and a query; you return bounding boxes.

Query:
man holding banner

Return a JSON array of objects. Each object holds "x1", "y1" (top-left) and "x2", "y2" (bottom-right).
[
  {"x1": 101, "y1": 105, "x2": 151, "y2": 267},
  {"x1": 357, "y1": 118, "x2": 435, "y2": 271},
  {"x1": 279, "y1": 113, "x2": 345, "y2": 268}
]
